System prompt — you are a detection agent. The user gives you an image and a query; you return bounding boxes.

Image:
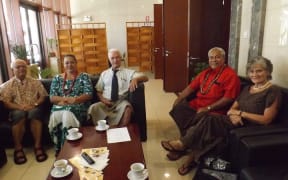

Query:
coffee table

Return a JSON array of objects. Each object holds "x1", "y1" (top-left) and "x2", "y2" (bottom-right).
[{"x1": 47, "y1": 123, "x2": 146, "y2": 179}]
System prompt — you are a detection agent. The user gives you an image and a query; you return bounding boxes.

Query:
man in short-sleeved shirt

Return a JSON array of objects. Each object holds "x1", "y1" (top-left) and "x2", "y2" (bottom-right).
[
  {"x1": 170, "y1": 47, "x2": 240, "y2": 135},
  {"x1": 88, "y1": 48, "x2": 148, "y2": 127},
  {"x1": 1, "y1": 59, "x2": 48, "y2": 164}
]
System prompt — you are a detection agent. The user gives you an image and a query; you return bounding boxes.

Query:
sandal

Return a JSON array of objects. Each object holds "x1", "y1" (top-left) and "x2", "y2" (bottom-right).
[
  {"x1": 14, "y1": 149, "x2": 27, "y2": 165},
  {"x1": 178, "y1": 161, "x2": 197, "y2": 175},
  {"x1": 161, "y1": 140, "x2": 185, "y2": 152},
  {"x1": 34, "y1": 147, "x2": 48, "y2": 162},
  {"x1": 167, "y1": 151, "x2": 186, "y2": 161}
]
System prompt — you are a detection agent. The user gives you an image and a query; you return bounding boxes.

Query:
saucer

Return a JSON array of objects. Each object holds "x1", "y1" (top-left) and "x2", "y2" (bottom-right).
[
  {"x1": 127, "y1": 169, "x2": 148, "y2": 180},
  {"x1": 66, "y1": 132, "x2": 82, "y2": 141},
  {"x1": 95, "y1": 125, "x2": 109, "y2": 131},
  {"x1": 50, "y1": 164, "x2": 73, "y2": 178}
]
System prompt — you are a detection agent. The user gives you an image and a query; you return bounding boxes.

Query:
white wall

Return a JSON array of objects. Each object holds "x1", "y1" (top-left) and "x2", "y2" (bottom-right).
[
  {"x1": 238, "y1": 0, "x2": 288, "y2": 87},
  {"x1": 262, "y1": 0, "x2": 288, "y2": 87},
  {"x1": 70, "y1": 0, "x2": 162, "y2": 55}
]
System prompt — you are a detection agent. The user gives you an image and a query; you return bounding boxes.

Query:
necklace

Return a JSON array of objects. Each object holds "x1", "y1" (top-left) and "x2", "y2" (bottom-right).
[
  {"x1": 62, "y1": 72, "x2": 78, "y2": 96},
  {"x1": 252, "y1": 81, "x2": 271, "y2": 90},
  {"x1": 200, "y1": 65, "x2": 226, "y2": 95}
]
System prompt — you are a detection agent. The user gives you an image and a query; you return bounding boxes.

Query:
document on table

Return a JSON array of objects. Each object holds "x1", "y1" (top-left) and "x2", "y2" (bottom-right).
[{"x1": 107, "y1": 127, "x2": 131, "y2": 143}]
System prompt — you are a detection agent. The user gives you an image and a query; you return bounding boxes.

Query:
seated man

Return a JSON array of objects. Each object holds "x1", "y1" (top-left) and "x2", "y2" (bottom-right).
[
  {"x1": 0, "y1": 59, "x2": 48, "y2": 164},
  {"x1": 161, "y1": 47, "x2": 241, "y2": 175},
  {"x1": 88, "y1": 48, "x2": 148, "y2": 127}
]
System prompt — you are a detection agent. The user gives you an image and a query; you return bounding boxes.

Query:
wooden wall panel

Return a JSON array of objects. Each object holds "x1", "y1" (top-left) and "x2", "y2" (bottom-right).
[
  {"x1": 126, "y1": 22, "x2": 154, "y2": 71},
  {"x1": 57, "y1": 23, "x2": 108, "y2": 74}
]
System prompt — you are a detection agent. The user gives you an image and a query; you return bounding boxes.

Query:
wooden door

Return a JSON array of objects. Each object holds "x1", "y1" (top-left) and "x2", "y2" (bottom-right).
[
  {"x1": 163, "y1": 0, "x2": 231, "y2": 92},
  {"x1": 163, "y1": 0, "x2": 189, "y2": 92},
  {"x1": 188, "y1": 0, "x2": 231, "y2": 80},
  {"x1": 153, "y1": 4, "x2": 164, "y2": 79}
]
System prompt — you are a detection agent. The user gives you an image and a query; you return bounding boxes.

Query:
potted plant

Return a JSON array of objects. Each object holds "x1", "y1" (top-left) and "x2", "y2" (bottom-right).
[
  {"x1": 40, "y1": 67, "x2": 54, "y2": 79},
  {"x1": 10, "y1": 44, "x2": 28, "y2": 62}
]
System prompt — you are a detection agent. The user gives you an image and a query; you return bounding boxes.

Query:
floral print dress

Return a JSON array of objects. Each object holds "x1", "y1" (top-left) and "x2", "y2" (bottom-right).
[{"x1": 49, "y1": 73, "x2": 93, "y2": 152}]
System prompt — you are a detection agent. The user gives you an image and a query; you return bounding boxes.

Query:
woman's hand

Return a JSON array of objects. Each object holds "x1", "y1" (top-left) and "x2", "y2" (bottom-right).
[
  {"x1": 229, "y1": 115, "x2": 244, "y2": 126},
  {"x1": 227, "y1": 109, "x2": 241, "y2": 116}
]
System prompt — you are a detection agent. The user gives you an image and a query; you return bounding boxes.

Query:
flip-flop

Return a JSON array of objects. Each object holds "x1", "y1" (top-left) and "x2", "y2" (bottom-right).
[
  {"x1": 167, "y1": 151, "x2": 186, "y2": 161},
  {"x1": 178, "y1": 161, "x2": 197, "y2": 175},
  {"x1": 161, "y1": 140, "x2": 185, "y2": 152}
]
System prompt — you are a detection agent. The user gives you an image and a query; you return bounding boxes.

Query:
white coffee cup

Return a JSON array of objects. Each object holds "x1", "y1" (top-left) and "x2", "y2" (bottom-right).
[
  {"x1": 97, "y1": 120, "x2": 107, "y2": 129},
  {"x1": 68, "y1": 128, "x2": 79, "y2": 138},
  {"x1": 130, "y1": 162, "x2": 145, "y2": 177},
  {"x1": 54, "y1": 159, "x2": 68, "y2": 174}
]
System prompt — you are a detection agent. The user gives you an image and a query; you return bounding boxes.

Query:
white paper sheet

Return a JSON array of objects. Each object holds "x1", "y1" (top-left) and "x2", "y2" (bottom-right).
[{"x1": 107, "y1": 127, "x2": 131, "y2": 143}]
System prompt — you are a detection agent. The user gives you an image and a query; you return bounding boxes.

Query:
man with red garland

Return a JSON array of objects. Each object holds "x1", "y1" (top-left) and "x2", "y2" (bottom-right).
[{"x1": 161, "y1": 47, "x2": 240, "y2": 175}]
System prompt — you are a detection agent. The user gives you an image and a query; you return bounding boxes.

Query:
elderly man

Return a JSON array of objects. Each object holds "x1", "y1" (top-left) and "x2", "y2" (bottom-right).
[
  {"x1": 1, "y1": 59, "x2": 48, "y2": 164},
  {"x1": 161, "y1": 47, "x2": 241, "y2": 175},
  {"x1": 88, "y1": 48, "x2": 148, "y2": 127}
]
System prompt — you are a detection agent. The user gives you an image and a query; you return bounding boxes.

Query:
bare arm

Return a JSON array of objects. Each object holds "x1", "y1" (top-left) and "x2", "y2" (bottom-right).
[
  {"x1": 227, "y1": 97, "x2": 280, "y2": 125},
  {"x1": 129, "y1": 75, "x2": 149, "y2": 92},
  {"x1": 198, "y1": 97, "x2": 234, "y2": 113},
  {"x1": 173, "y1": 86, "x2": 195, "y2": 107},
  {"x1": 3, "y1": 100, "x2": 23, "y2": 111},
  {"x1": 50, "y1": 94, "x2": 92, "y2": 105},
  {"x1": 97, "y1": 91, "x2": 113, "y2": 106},
  {"x1": 241, "y1": 98, "x2": 279, "y2": 125}
]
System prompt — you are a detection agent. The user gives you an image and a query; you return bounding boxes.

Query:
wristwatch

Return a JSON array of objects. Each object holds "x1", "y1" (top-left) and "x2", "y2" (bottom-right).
[
  {"x1": 34, "y1": 103, "x2": 39, "y2": 107},
  {"x1": 207, "y1": 106, "x2": 212, "y2": 111}
]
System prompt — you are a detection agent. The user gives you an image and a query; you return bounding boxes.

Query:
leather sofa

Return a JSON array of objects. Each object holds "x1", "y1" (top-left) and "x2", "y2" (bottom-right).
[
  {"x1": 0, "y1": 75, "x2": 147, "y2": 149},
  {"x1": 228, "y1": 77, "x2": 288, "y2": 179}
]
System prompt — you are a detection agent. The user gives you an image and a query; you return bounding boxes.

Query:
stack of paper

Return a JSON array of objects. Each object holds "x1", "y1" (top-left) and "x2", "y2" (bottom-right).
[
  {"x1": 69, "y1": 147, "x2": 109, "y2": 180},
  {"x1": 107, "y1": 127, "x2": 131, "y2": 143}
]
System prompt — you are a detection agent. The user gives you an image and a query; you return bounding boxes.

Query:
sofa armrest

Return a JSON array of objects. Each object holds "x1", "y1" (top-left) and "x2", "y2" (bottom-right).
[
  {"x1": 129, "y1": 83, "x2": 147, "y2": 141},
  {"x1": 234, "y1": 132, "x2": 288, "y2": 172},
  {"x1": 230, "y1": 124, "x2": 288, "y2": 139},
  {"x1": 228, "y1": 124, "x2": 288, "y2": 172},
  {"x1": 0, "y1": 101, "x2": 9, "y2": 122}
]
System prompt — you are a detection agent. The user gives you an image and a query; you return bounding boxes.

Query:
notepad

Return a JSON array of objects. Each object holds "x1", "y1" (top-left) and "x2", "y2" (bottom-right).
[{"x1": 107, "y1": 127, "x2": 131, "y2": 143}]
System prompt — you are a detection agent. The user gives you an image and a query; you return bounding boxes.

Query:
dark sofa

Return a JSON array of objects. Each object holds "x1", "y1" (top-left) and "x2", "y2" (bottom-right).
[
  {"x1": 0, "y1": 75, "x2": 147, "y2": 149},
  {"x1": 228, "y1": 77, "x2": 288, "y2": 179}
]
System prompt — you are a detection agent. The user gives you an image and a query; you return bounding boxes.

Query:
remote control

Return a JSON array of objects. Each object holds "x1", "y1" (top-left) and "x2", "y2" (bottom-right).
[{"x1": 81, "y1": 152, "x2": 95, "y2": 164}]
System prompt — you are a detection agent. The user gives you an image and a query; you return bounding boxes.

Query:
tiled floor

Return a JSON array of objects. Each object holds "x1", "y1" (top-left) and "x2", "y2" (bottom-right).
[{"x1": 0, "y1": 75, "x2": 195, "y2": 180}]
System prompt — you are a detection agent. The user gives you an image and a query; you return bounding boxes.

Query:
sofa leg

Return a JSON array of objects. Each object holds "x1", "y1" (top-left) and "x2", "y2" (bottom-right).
[{"x1": 0, "y1": 147, "x2": 7, "y2": 168}]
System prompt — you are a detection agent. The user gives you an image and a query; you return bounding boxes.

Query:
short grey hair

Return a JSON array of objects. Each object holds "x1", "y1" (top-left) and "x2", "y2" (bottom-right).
[
  {"x1": 208, "y1": 47, "x2": 225, "y2": 58},
  {"x1": 246, "y1": 56, "x2": 273, "y2": 80},
  {"x1": 108, "y1": 48, "x2": 121, "y2": 58},
  {"x1": 11, "y1": 59, "x2": 27, "y2": 69}
]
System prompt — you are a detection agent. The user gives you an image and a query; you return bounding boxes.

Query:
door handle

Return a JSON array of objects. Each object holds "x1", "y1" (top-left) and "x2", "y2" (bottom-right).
[
  {"x1": 165, "y1": 50, "x2": 172, "y2": 56},
  {"x1": 189, "y1": 57, "x2": 200, "y2": 60},
  {"x1": 154, "y1": 48, "x2": 160, "y2": 52}
]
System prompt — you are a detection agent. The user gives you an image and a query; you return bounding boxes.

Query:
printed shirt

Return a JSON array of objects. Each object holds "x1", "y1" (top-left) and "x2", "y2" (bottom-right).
[
  {"x1": 189, "y1": 65, "x2": 240, "y2": 114},
  {"x1": 1, "y1": 76, "x2": 48, "y2": 105}
]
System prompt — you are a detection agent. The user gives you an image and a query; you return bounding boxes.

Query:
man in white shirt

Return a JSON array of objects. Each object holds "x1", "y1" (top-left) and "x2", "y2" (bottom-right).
[{"x1": 88, "y1": 48, "x2": 148, "y2": 127}]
